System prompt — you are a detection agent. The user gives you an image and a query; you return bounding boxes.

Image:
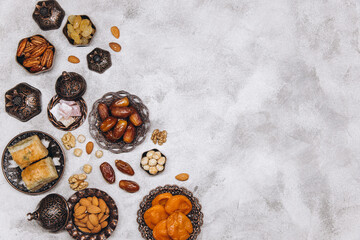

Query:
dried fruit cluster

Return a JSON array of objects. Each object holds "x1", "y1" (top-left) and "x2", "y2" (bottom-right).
[
  {"x1": 16, "y1": 35, "x2": 54, "y2": 73},
  {"x1": 73, "y1": 196, "x2": 110, "y2": 234},
  {"x1": 67, "y1": 15, "x2": 95, "y2": 45}
]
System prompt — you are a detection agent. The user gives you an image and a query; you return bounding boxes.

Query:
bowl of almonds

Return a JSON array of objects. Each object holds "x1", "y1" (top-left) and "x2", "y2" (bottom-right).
[{"x1": 65, "y1": 188, "x2": 118, "y2": 239}]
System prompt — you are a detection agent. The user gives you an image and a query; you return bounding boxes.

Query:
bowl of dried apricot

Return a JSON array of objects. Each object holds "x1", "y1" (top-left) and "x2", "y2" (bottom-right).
[
  {"x1": 137, "y1": 185, "x2": 204, "y2": 240},
  {"x1": 63, "y1": 15, "x2": 96, "y2": 46},
  {"x1": 65, "y1": 188, "x2": 118, "y2": 239}
]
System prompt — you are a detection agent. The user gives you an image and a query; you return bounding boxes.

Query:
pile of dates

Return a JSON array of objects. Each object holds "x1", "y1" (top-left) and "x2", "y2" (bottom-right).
[
  {"x1": 16, "y1": 35, "x2": 54, "y2": 73},
  {"x1": 98, "y1": 97, "x2": 143, "y2": 143}
]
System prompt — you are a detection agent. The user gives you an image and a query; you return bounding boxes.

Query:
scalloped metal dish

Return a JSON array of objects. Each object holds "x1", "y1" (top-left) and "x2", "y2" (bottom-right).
[
  {"x1": 137, "y1": 185, "x2": 204, "y2": 240},
  {"x1": 1, "y1": 131, "x2": 65, "y2": 195},
  {"x1": 88, "y1": 91, "x2": 150, "y2": 154},
  {"x1": 66, "y1": 188, "x2": 118, "y2": 240}
]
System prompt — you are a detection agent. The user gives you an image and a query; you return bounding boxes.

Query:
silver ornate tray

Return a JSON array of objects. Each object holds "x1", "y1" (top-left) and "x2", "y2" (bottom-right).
[
  {"x1": 88, "y1": 91, "x2": 150, "y2": 153},
  {"x1": 1, "y1": 131, "x2": 65, "y2": 195}
]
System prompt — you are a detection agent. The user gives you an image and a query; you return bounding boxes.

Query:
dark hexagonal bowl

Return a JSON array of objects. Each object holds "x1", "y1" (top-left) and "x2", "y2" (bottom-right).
[
  {"x1": 32, "y1": 0, "x2": 65, "y2": 31},
  {"x1": 87, "y1": 48, "x2": 112, "y2": 74},
  {"x1": 5, "y1": 83, "x2": 41, "y2": 122}
]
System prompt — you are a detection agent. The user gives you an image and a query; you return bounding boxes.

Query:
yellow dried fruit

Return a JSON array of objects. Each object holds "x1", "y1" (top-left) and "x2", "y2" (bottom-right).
[
  {"x1": 111, "y1": 26, "x2": 120, "y2": 39},
  {"x1": 68, "y1": 55, "x2": 80, "y2": 64},
  {"x1": 80, "y1": 19, "x2": 90, "y2": 31},
  {"x1": 73, "y1": 15, "x2": 82, "y2": 29}
]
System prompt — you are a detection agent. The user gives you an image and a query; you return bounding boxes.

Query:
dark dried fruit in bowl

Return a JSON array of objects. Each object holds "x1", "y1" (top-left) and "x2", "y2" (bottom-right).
[
  {"x1": 110, "y1": 107, "x2": 132, "y2": 118},
  {"x1": 100, "y1": 116, "x2": 117, "y2": 132},
  {"x1": 123, "y1": 123, "x2": 136, "y2": 143},
  {"x1": 100, "y1": 162, "x2": 115, "y2": 184},
  {"x1": 113, "y1": 119, "x2": 127, "y2": 139},
  {"x1": 110, "y1": 97, "x2": 129, "y2": 108},
  {"x1": 98, "y1": 103, "x2": 109, "y2": 121},
  {"x1": 119, "y1": 180, "x2": 139, "y2": 193},
  {"x1": 104, "y1": 130, "x2": 119, "y2": 142},
  {"x1": 115, "y1": 160, "x2": 134, "y2": 176},
  {"x1": 129, "y1": 109, "x2": 143, "y2": 126}
]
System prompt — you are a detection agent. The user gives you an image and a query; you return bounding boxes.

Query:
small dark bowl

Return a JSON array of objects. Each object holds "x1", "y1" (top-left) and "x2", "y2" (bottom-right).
[
  {"x1": 47, "y1": 95, "x2": 87, "y2": 131},
  {"x1": 32, "y1": 0, "x2": 65, "y2": 31},
  {"x1": 5, "y1": 83, "x2": 42, "y2": 122},
  {"x1": 137, "y1": 185, "x2": 204, "y2": 240},
  {"x1": 140, "y1": 149, "x2": 167, "y2": 176},
  {"x1": 88, "y1": 91, "x2": 151, "y2": 154},
  {"x1": 63, "y1": 15, "x2": 96, "y2": 47},
  {"x1": 15, "y1": 35, "x2": 55, "y2": 74},
  {"x1": 66, "y1": 188, "x2": 118, "y2": 240}
]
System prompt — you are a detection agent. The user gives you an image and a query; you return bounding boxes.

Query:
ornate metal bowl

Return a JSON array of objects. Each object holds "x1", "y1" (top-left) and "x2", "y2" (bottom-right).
[
  {"x1": 87, "y1": 48, "x2": 111, "y2": 73},
  {"x1": 89, "y1": 91, "x2": 150, "y2": 153},
  {"x1": 47, "y1": 95, "x2": 87, "y2": 131},
  {"x1": 5, "y1": 83, "x2": 41, "y2": 122},
  {"x1": 27, "y1": 193, "x2": 69, "y2": 232},
  {"x1": 66, "y1": 188, "x2": 118, "y2": 240},
  {"x1": 137, "y1": 185, "x2": 204, "y2": 240},
  {"x1": 1, "y1": 131, "x2": 65, "y2": 195},
  {"x1": 63, "y1": 15, "x2": 96, "y2": 47},
  {"x1": 32, "y1": 0, "x2": 65, "y2": 31}
]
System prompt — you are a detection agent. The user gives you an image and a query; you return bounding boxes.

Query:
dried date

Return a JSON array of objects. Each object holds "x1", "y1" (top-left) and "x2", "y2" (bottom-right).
[
  {"x1": 119, "y1": 180, "x2": 139, "y2": 193},
  {"x1": 100, "y1": 162, "x2": 115, "y2": 184},
  {"x1": 115, "y1": 160, "x2": 134, "y2": 176}
]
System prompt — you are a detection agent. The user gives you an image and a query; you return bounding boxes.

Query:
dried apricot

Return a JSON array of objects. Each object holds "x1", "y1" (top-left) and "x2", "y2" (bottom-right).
[
  {"x1": 165, "y1": 195, "x2": 192, "y2": 215},
  {"x1": 144, "y1": 205, "x2": 168, "y2": 229},
  {"x1": 152, "y1": 193, "x2": 172, "y2": 207},
  {"x1": 153, "y1": 220, "x2": 171, "y2": 240}
]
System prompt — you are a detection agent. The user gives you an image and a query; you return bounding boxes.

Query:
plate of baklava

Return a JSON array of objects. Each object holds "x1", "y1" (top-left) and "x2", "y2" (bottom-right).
[{"x1": 1, "y1": 131, "x2": 65, "y2": 195}]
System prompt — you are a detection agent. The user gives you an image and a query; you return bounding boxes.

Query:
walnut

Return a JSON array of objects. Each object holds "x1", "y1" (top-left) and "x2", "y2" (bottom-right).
[
  {"x1": 68, "y1": 173, "x2": 88, "y2": 191},
  {"x1": 151, "y1": 129, "x2": 167, "y2": 145},
  {"x1": 62, "y1": 132, "x2": 76, "y2": 150}
]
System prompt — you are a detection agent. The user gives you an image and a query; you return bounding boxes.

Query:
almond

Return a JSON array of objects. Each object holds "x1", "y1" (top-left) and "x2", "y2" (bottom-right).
[
  {"x1": 105, "y1": 207, "x2": 110, "y2": 215},
  {"x1": 86, "y1": 220, "x2": 95, "y2": 230},
  {"x1": 101, "y1": 221, "x2": 108, "y2": 228},
  {"x1": 86, "y1": 142, "x2": 94, "y2": 154},
  {"x1": 87, "y1": 205, "x2": 101, "y2": 214},
  {"x1": 98, "y1": 212, "x2": 104, "y2": 221},
  {"x1": 89, "y1": 214, "x2": 99, "y2": 226},
  {"x1": 99, "y1": 214, "x2": 109, "y2": 223},
  {"x1": 74, "y1": 221, "x2": 86, "y2": 228},
  {"x1": 175, "y1": 173, "x2": 189, "y2": 181},
  {"x1": 75, "y1": 206, "x2": 86, "y2": 215},
  {"x1": 99, "y1": 199, "x2": 107, "y2": 213},
  {"x1": 109, "y1": 42, "x2": 121, "y2": 52},
  {"x1": 87, "y1": 197, "x2": 93, "y2": 203},
  {"x1": 75, "y1": 213, "x2": 87, "y2": 220},
  {"x1": 91, "y1": 224, "x2": 102, "y2": 233},
  {"x1": 111, "y1": 26, "x2": 120, "y2": 39},
  {"x1": 68, "y1": 55, "x2": 80, "y2": 64},
  {"x1": 80, "y1": 198, "x2": 92, "y2": 207},
  {"x1": 78, "y1": 227, "x2": 91, "y2": 233},
  {"x1": 79, "y1": 215, "x2": 89, "y2": 224},
  {"x1": 92, "y1": 196, "x2": 99, "y2": 206},
  {"x1": 74, "y1": 203, "x2": 80, "y2": 211}
]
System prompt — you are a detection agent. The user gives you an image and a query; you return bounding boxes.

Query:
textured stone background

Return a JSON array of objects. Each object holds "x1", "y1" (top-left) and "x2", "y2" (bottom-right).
[{"x1": 1, "y1": 0, "x2": 360, "y2": 239}]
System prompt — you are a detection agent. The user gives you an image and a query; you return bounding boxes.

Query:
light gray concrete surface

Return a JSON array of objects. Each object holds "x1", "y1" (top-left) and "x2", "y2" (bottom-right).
[{"x1": 1, "y1": 0, "x2": 360, "y2": 239}]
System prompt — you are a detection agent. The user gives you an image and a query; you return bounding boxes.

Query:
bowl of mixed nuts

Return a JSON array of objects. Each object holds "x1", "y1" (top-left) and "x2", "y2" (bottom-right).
[{"x1": 16, "y1": 35, "x2": 55, "y2": 74}]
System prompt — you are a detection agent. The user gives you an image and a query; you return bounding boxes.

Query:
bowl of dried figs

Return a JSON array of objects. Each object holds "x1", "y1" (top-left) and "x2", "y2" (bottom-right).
[
  {"x1": 88, "y1": 91, "x2": 150, "y2": 154},
  {"x1": 16, "y1": 35, "x2": 55, "y2": 74}
]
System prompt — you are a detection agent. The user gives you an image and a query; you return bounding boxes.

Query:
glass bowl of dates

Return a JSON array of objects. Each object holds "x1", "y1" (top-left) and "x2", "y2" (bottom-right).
[
  {"x1": 137, "y1": 185, "x2": 204, "y2": 240},
  {"x1": 16, "y1": 35, "x2": 55, "y2": 74},
  {"x1": 63, "y1": 15, "x2": 96, "y2": 46},
  {"x1": 89, "y1": 91, "x2": 150, "y2": 154},
  {"x1": 66, "y1": 188, "x2": 118, "y2": 239},
  {"x1": 141, "y1": 149, "x2": 167, "y2": 176}
]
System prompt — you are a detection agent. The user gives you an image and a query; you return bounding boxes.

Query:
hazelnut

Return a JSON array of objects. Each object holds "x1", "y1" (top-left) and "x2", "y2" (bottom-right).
[
  {"x1": 74, "y1": 148, "x2": 83, "y2": 157},
  {"x1": 141, "y1": 157, "x2": 149, "y2": 165},
  {"x1": 143, "y1": 165, "x2": 150, "y2": 171},
  {"x1": 149, "y1": 166, "x2": 158, "y2": 175},
  {"x1": 146, "y1": 150, "x2": 155, "y2": 158},
  {"x1": 83, "y1": 164, "x2": 92, "y2": 174},
  {"x1": 149, "y1": 159, "x2": 157, "y2": 166},
  {"x1": 95, "y1": 150, "x2": 103, "y2": 158},
  {"x1": 77, "y1": 134, "x2": 86, "y2": 143},
  {"x1": 158, "y1": 157, "x2": 166, "y2": 165},
  {"x1": 156, "y1": 164, "x2": 164, "y2": 172}
]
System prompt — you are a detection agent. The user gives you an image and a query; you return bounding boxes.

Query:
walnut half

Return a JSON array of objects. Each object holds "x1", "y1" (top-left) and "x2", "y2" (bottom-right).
[{"x1": 62, "y1": 132, "x2": 76, "y2": 150}]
